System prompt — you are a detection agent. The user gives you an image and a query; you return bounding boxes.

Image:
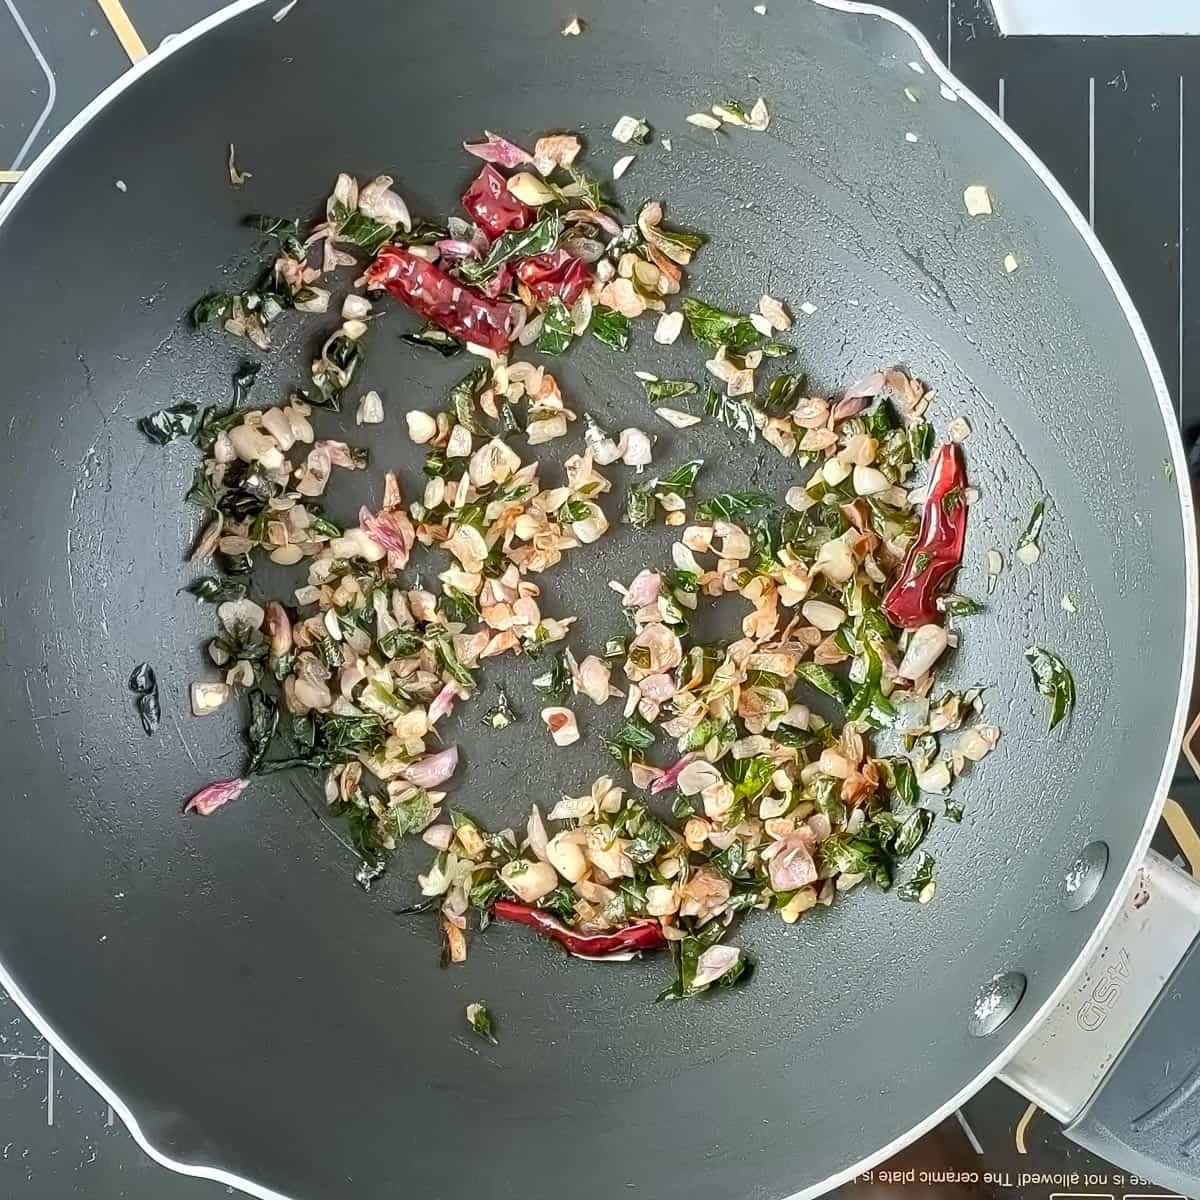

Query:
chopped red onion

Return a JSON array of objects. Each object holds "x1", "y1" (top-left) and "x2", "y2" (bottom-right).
[
  {"x1": 650, "y1": 752, "x2": 698, "y2": 795},
  {"x1": 184, "y1": 777, "x2": 248, "y2": 816},
  {"x1": 428, "y1": 681, "x2": 462, "y2": 724},
  {"x1": 404, "y1": 746, "x2": 459, "y2": 789},
  {"x1": 842, "y1": 370, "x2": 886, "y2": 401},
  {"x1": 436, "y1": 238, "x2": 482, "y2": 261},
  {"x1": 830, "y1": 393, "x2": 874, "y2": 421},
  {"x1": 623, "y1": 569, "x2": 662, "y2": 608},
  {"x1": 462, "y1": 132, "x2": 533, "y2": 168},
  {"x1": 359, "y1": 506, "x2": 408, "y2": 556}
]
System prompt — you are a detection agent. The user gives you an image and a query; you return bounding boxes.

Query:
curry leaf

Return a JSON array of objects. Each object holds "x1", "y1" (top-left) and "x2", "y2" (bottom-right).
[
  {"x1": 448, "y1": 365, "x2": 488, "y2": 434},
  {"x1": 604, "y1": 713, "x2": 657, "y2": 768},
  {"x1": 461, "y1": 213, "x2": 561, "y2": 282},
  {"x1": 531, "y1": 650, "x2": 571, "y2": 700},
  {"x1": 624, "y1": 484, "x2": 656, "y2": 528},
  {"x1": 694, "y1": 490, "x2": 772, "y2": 522},
  {"x1": 908, "y1": 420, "x2": 934, "y2": 462},
  {"x1": 245, "y1": 689, "x2": 280, "y2": 775},
  {"x1": 138, "y1": 402, "x2": 199, "y2": 445},
  {"x1": 795, "y1": 662, "x2": 852, "y2": 706},
  {"x1": 897, "y1": 851, "x2": 937, "y2": 902},
  {"x1": 191, "y1": 292, "x2": 233, "y2": 324},
  {"x1": 1025, "y1": 645, "x2": 1075, "y2": 730},
  {"x1": 589, "y1": 305, "x2": 631, "y2": 351},
  {"x1": 650, "y1": 460, "x2": 704, "y2": 498},
  {"x1": 681, "y1": 298, "x2": 759, "y2": 349},
  {"x1": 705, "y1": 386, "x2": 757, "y2": 440},
  {"x1": 938, "y1": 593, "x2": 983, "y2": 616},
  {"x1": 758, "y1": 371, "x2": 807, "y2": 417},
  {"x1": 185, "y1": 575, "x2": 249, "y2": 603},
  {"x1": 640, "y1": 377, "x2": 698, "y2": 404},
  {"x1": 537, "y1": 297, "x2": 574, "y2": 355}
]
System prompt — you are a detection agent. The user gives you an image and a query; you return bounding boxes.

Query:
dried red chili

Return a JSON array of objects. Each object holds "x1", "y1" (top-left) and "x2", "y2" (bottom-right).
[
  {"x1": 462, "y1": 164, "x2": 534, "y2": 238},
  {"x1": 882, "y1": 442, "x2": 968, "y2": 629},
  {"x1": 515, "y1": 250, "x2": 591, "y2": 306},
  {"x1": 365, "y1": 246, "x2": 520, "y2": 353},
  {"x1": 492, "y1": 899, "x2": 666, "y2": 958}
]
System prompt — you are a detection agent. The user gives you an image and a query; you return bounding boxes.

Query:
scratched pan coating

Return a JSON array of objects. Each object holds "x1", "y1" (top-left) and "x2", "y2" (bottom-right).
[{"x1": 0, "y1": 1, "x2": 1190, "y2": 1197}]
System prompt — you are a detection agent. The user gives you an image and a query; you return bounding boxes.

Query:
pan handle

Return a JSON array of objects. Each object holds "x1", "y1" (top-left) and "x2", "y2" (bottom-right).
[{"x1": 1001, "y1": 850, "x2": 1200, "y2": 1195}]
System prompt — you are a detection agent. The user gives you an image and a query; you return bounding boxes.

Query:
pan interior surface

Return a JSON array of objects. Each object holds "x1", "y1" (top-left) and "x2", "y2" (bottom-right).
[{"x1": 0, "y1": 2, "x2": 1188, "y2": 1198}]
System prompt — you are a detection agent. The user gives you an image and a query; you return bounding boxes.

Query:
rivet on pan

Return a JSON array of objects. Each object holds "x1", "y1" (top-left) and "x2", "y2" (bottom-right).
[
  {"x1": 1062, "y1": 841, "x2": 1109, "y2": 911},
  {"x1": 968, "y1": 971, "x2": 1026, "y2": 1037}
]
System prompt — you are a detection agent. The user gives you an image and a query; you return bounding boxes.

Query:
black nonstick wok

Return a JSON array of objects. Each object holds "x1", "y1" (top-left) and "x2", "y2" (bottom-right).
[{"x1": 0, "y1": 1, "x2": 1197, "y2": 1198}]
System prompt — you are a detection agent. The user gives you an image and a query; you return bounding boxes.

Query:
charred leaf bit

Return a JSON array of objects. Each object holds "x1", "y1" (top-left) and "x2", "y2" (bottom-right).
[
  {"x1": 401, "y1": 324, "x2": 462, "y2": 356},
  {"x1": 186, "y1": 575, "x2": 249, "y2": 603},
  {"x1": 128, "y1": 662, "x2": 160, "y2": 736}
]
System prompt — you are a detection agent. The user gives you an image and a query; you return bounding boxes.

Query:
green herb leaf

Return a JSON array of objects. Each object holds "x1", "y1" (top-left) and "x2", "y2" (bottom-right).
[
  {"x1": 483, "y1": 691, "x2": 516, "y2": 730},
  {"x1": 536, "y1": 296, "x2": 574, "y2": 356},
  {"x1": 795, "y1": 662, "x2": 852, "y2": 706},
  {"x1": 640, "y1": 377, "x2": 698, "y2": 404},
  {"x1": 908, "y1": 420, "x2": 934, "y2": 462},
  {"x1": 891, "y1": 807, "x2": 934, "y2": 857},
  {"x1": 402, "y1": 325, "x2": 462, "y2": 356},
  {"x1": 538, "y1": 885, "x2": 578, "y2": 922},
  {"x1": 911, "y1": 551, "x2": 933, "y2": 576},
  {"x1": 681, "y1": 298, "x2": 759, "y2": 349},
  {"x1": 461, "y1": 213, "x2": 562, "y2": 282},
  {"x1": 897, "y1": 851, "x2": 936, "y2": 902},
  {"x1": 139, "y1": 402, "x2": 199, "y2": 445},
  {"x1": 759, "y1": 371, "x2": 807, "y2": 417},
  {"x1": 334, "y1": 207, "x2": 396, "y2": 253},
  {"x1": 245, "y1": 689, "x2": 280, "y2": 775},
  {"x1": 605, "y1": 713, "x2": 657, "y2": 768},
  {"x1": 589, "y1": 305, "x2": 631, "y2": 351},
  {"x1": 694, "y1": 490, "x2": 772, "y2": 522},
  {"x1": 726, "y1": 755, "x2": 775, "y2": 803},
  {"x1": 938, "y1": 593, "x2": 983, "y2": 616},
  {"x1": 440, "y1": 587, "x2": 480, "y2": 625},
  {"x1": 465, "y1": 1002, "x2": 498, "y2": 1044},
  {"x1": 671, "y1": 794, "x2": 697, "y2": 819},
  {"x1": 760, "y1": 342, "x2": 794, "y2": 358},
  {"x1": 1017, "y1": 499, "x2": 1045, "y2": 558},
  {"x1": 650, "y1": 459, "x2": 704, "y2": 498},
  {"x1": 1025, "y1": 645, "x2": 1076, "y2": 731},
  {"x1": 185, "y1": 574, "x2": 249, "y2": 604},
  {"x1": 657, "y1": 922, "x2": 749, "y2": 1001},
  {"x1": 378, "y1": 628, "x2": 425, "y2": 659},
  {"x1": 624, "y1": 484, "x2": 656, "y2": 528},
  {"x1": 434, "y1": 634, "x2": 476, "y2": 689},
  {"x1": 531, "y1": 650, "x2": 570, "y2": 700},
  {"x1": 818, "y1": 832, "x2": 893, "y2": 889},
  {"x1": 704, "y1": 385, "x2": 757, "y2": 440},
  {"x1": 394, "y1": 789, "x2": 434, "y2": 838},
  {"x1": 880, "y1": 757, "x2": 918, "y2": 806},
  {"x1": 557, "y1": 498, "x2": 594, "y2": 524},
  {"x1": 447, "y1": 365, "x2": 488, "y2": 435},
  {"x1": 191, "y1": 292, "x2": 233, "y2": 325}
]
